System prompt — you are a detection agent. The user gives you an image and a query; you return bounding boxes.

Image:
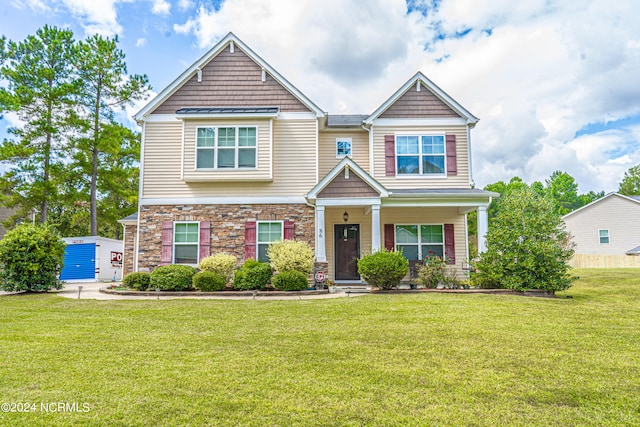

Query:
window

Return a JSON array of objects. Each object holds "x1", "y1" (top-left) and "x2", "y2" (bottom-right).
[
  {"x1": 196, "y1": 126, "x2": 257, "y2": 169},
  {"x1": 395, "y1": 224, "x2": 444, "y2": 260},
  {"x1": 599, "y1": 229, "x2": 609, "y2": 244},
  {"x1": 257, "y1": 221, "x2": 283, "y2": 262},
  {"x1": 396, "y1": 135, "x2": 445, "y2": 175},
  {"x1": 336, "y1": 138, "x2": 352, "y2": 158},
  {"x1": 174, "y1": 222, "x2": 199, "y2": 264}
]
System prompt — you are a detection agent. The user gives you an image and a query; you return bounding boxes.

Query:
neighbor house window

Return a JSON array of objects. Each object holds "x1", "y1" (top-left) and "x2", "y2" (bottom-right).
[
  {"x1": 395, "y1": 224, "x2": 444, "y2": 260},
  {"x1": 257, "y1": 221, "x2": 283, "y2": 262},
  {"x1": 174, "y1": 222, "x2": 199, "y2": 264},
  {"x1": 336, "y1": 138, "x2": 352, "y2": 158},
  {"x1": 196, "y1": 126, "x2": 257, "y2": 169},
  {"x1": 599, "y1": 229, "x2": 609, "y2": 244},
  {"x1": 396, "y1": 135, "x2": 445, "y2": 175}
]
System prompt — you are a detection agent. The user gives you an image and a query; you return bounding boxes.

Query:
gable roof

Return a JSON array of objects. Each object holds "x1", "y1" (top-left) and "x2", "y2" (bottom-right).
[
  {"x1": 306, "y1": 157, "x2": 389, "y2": 200},
  {"x1": 364, "y1": 72, "x2": 478, "y2": 125},
  {"x1": 134, "y1": 32, "x2": 325, "y2": 122},
  {"x1": 562, "y1": 192, "x2": 640, "y2": 220}
]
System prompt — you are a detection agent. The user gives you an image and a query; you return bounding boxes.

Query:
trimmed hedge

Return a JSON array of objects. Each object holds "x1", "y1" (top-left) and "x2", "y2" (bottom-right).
[
  {"x1": 266, "y1": 240, "x2": 314, "y2": 274},
  {"x1": 272, "y1": 270, "x2": 309, "y2": 291},
  {"x1": 199, "y1": 253, "x2": 236, "y2": 284},
  {"x1": 233, "y1": 259, "x2": 272, "y2": 290},
  {"x1": 123, "y1": 272, "x2": 151, "y2": 291},
  {"x1": 150, "y1": 264, "x2": 197, "y2": 291},
  {"x1": 357, "y1": 250, "x2": 409, "y2": 290},
  {"x1": 193, "y1": 271, "x2": 226, "y2": 292}
]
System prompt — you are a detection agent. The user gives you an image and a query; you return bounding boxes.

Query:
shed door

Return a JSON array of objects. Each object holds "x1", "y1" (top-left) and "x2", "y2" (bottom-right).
[{"x1": 60, "y1": 244, "x2": 96, "y2": 280}]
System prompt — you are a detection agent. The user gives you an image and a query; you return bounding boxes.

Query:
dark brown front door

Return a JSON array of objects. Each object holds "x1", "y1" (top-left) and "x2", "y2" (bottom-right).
[{"x1": 335, "y1": 224, "x2": 360, "y2": 281}]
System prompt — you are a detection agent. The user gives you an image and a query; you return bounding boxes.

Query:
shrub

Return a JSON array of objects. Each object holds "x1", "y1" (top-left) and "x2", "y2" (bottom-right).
[
  {"x1": 150, "y1": 264, "x2": 197, "y2": 291},
  {"x1": 266, "y1": 240, "x2": 314, "y2": 274},
  {"x1": 357, "y1": 250, "x2": 409, "y2": 290},
  {"x1": 123, "y1": 272, "x2": 151, "y2": 291},
  {"x1": 199, "y1": 253, "x2": 236, "y2": 284},
  {"x1": 233, "y1": 259, "x2": 272, "y2": 290},
  {"x1": 0, "y1": 223, "x2": 66, "y2": 292},
  {"x1": 193, "y1": 271, "x2": 226, "y2": 292},
  {"x1": 417, "y1": 256, "x2": 447, "y2": 288},
  {"x1": 272, "y1": 270, "x2": 309, "y2": 291}
]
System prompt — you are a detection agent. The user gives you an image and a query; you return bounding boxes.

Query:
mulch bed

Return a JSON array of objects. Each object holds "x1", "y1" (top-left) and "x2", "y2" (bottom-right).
[
  {"x1": 100, "y1": 288, "x2": 329, "y2": 297},
  {"x1": 372, "y1": 288, "x2": 557, "y2": 297}
]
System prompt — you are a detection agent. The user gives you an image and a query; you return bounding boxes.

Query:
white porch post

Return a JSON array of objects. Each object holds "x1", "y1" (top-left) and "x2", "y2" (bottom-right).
[
  {"x1": 315, "y1": 206, "x2": 327, "y2": 262},
  {"x1": 477, "y1": 205, "x2": 489, "y2": 253},
  {"x1": 371, "y1": 204, "x2": 381, "y2": 253}
]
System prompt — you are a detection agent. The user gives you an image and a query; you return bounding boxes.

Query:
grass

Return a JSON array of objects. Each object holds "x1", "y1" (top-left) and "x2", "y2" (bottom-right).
[{"x1": 0, "y1": 268, "x2": 639, "y2": 426}]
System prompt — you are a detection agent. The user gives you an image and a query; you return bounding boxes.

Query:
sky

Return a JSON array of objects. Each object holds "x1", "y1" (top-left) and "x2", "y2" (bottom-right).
[{"x1": 1, "y1": 0, "x2": 639, "y2": 193}]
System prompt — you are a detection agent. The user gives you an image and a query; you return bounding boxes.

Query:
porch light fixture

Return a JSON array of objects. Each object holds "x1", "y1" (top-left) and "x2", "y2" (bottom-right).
[
  {"x1": 343, "y1": 209, "x2": 349, "y2": 223},
  {"x1": 343, "y1": 209, "x2": 349, "y2": 241}
]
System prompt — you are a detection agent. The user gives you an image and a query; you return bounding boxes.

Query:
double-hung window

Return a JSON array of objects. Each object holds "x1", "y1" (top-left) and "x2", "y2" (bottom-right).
[
  {"x1": 395, "y1": 224, "x2": 444, "y2": 260},
  {"x1": 257, "y1": 221, "x2": 283, "y2": 262},
  {"x1": 396, "y1": 135, "x2": 445, "y2": 175},
  {"x1": 196, "y1": 126, "x2": 257, "y2": 169},
  {"x1": 336, "y1": 138, "x2": 352, "y2": 158},
  {"x1": 174, "y1": 222, "x2": 199, "y2": 264},
  {"x1": 599, "y1": 229, "x2": 609, "y2": 244}
]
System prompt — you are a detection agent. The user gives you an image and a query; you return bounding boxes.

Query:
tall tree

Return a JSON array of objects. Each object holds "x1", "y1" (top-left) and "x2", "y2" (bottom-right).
[
  {"x1": 619, "y1": 164, "x2": 640, "y2": 196},
  {"x1": 0, "y1": 26, "x2": 77, "y2": 225},
  {"x1": 73, "y1": 34, "x2": 149, "y2": 235},
  {"x1": 545, "y1": 170, "x2": 579, "y2": 215}
]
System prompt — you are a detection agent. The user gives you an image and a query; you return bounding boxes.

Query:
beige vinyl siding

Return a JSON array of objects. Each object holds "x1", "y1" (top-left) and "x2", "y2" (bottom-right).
[
  {"x1": 372, "y1": 125, "x2": 470, "y2": 188},
  {"x1": 318, "y1": 129, "x2": 370, "y2": 176},
  {"x1": 142, "y1": 118, "x2": 317, "y2": 199},
  {"x1": 564, "y1": 195, "x2": 640, "y2": 255},
  {"x1": 182, "y1": 118, "x2": 271, "y2": 182},
  {"x1": 325, "y1": 207, "x2": 372, "y2": 281}
]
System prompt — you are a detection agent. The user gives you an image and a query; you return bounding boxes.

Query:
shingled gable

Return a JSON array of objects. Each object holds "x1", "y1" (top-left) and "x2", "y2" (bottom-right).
[
  {"x1": 364, "y1": 72, "x2": 479, "y2": 125},
  {"x1": 134, "y1": 32, "x2": 325, "y2": 121},
  {"x1": 306, "y1": 157, "x2": 389, "y2": 200}
]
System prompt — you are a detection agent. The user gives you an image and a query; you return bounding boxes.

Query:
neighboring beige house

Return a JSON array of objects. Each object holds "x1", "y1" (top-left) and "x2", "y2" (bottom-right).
[
  {"x1": 123, "y1": 32, "x2": 495, "y2": 283},
  {"x1": 563, "y1": 193, "x2": 640, "y2": 267}
]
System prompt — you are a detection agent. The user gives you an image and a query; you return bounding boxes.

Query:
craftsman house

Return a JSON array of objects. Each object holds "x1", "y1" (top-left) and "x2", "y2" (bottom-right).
[{"x1": 121, "y1": 32, "x2": 495, "y2": 283}]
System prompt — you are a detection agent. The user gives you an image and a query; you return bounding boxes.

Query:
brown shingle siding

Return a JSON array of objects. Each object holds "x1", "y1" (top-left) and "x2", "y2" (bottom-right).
[
  {"x1": 151, "y1": 46, "x2": 310, "y2": 114},
  {"x1": 318, "y1": 171, "x2": 379, "y2": 198},
  {"x1": 379, "y1": 82, "x2": 460, "y2": 118}
]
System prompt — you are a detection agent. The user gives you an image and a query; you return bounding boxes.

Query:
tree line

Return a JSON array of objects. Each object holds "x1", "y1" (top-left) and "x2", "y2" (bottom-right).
[{"x1": 0, "y1": 26, "x2": 150, "y2": 238}]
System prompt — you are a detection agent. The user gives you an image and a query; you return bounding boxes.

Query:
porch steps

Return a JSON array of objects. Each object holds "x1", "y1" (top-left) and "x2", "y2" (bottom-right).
[{"x1": 335, "y1": 285, "x2": 371, "y2": 294}]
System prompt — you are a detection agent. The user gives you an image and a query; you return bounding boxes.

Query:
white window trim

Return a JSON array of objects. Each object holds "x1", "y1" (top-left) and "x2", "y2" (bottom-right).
[
  {"x1": 598, "y1": 229, "x2": 610, "y2": 244},
  {"x1": 256, "y1": 220, "x2": 284, "y2": 262},
  {"x1": 395, "y1": 133, "x2": 446, "y2": 177},
  {"x1": 395, "y1": 223, "x2": 445, "y2": 260},
  {"x1": 336, "y1": 137, "x2": 352, "y2": 158},
  {"x1": 195, "y1": 126, "x2": 258, "y2": 170},
  {"x1": 173, "y1": 221, "x2": 200, "y2": 265}
]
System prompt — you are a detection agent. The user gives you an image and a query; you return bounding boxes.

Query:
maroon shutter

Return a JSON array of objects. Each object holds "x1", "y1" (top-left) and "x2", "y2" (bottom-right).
[
  {"x1": 384, "y1": 224, "x2": 395, "y2": 251},
  {"x1": 444, "y1": 224, "x2": 455, "y2": 265},
  {"x1": 446, "y1": 134, "x2": 457, "y2": 176},
  {"x1": 161, "y1": 221, "x2": 173, "y2": 265},
  {"x1": 385, "y1": 135, "x2": 396, "y2": 176},
  {"x1": 245, "y1": 221, "x2": 256, "y2": 260},
  {"x1": 284, "y1": 221, "x2": 294, "y2": 240},
  {"x1": 199, "y1": 221, "x2": 211, "y2": 261}
]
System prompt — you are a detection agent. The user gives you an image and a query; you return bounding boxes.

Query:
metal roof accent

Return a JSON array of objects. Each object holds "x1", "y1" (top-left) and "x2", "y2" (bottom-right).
[
  {"x1": 175, "y1": 107, "x2": 280, "y2": 117},
  {"x1": 326, "y1": 115, "x2": 368, "y2": 127}
]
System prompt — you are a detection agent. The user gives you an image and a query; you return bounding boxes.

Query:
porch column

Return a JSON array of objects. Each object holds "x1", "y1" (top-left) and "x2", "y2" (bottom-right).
[
  {"x1": 371, "y1": 204, "x2": 381, "y2": 253},
  {"x1": 315, "y1": 206, "x2": 327, "y2": 262},
  {"x1": 477, "y1": 205, "x2": 488, "y2": 253}
]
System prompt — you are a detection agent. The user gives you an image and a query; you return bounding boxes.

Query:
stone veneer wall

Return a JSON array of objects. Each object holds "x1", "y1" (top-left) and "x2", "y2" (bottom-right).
[
  {"x1": 136, "y1": 204, "x2": 316, "y2": 272},
  {"x1": 122, "y1": 224, "x2": 137, "y2": 276}
]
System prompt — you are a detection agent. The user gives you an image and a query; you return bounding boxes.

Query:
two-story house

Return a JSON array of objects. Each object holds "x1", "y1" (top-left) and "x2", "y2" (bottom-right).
[{"x1": 121, "y1": 32, "x2": 496, "y2": 284}]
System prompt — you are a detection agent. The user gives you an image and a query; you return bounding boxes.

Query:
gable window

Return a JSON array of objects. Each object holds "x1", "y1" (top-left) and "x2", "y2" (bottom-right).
[
  {"x1": 196, "y1": 126, "x2": 257, "y2": 169},
  {"x1": 336, "y1": 138, "x2": 352, "y2": 158},
  {"x1": 174, "y1": 222, "x2": 199, "y2": 264},
  {"x1": 396, "y1": 135, "x2": 445, "y2": 175},
  {"x1": 599, "y1": 229, "x2": 609, "y2": 244},
  {"x1": 395, "y1": 224, "x2": 444, "y2": 260},
  {"x1": 257, "y1": 221, "x2": 283, "y2": 262}
]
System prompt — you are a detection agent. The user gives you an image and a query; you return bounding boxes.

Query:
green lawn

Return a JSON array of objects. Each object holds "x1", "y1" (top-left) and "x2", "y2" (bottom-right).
[{"x1": 0, "y1": 269, "x2": 639, "y2": 426}]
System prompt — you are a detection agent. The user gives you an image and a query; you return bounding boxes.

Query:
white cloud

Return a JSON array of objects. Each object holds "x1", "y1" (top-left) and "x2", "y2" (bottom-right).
[
  {"x1": 177, "y1": 0, "x2": 194, "y2": 11},
  {"x1": 135, "y1": 37, "x2": 147, "y2": 47},
  {"x1": 14, "y1": 0, "x2": 50, "y2": 11},
  {"x1": 59, "y1": 0, "x2": 125, "y2": 36},
  {"x1": 150, "y1": 0, "x2": 170, "y2": 16}
]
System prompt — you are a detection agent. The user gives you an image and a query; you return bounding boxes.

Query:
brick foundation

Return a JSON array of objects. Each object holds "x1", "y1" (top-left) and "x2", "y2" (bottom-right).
[
  {"x1": 123, "y1": 224, "x2": 137, "y2": 276},
  {"x1": 134, "y1": 204, "x2": 315, "y2": 272}
]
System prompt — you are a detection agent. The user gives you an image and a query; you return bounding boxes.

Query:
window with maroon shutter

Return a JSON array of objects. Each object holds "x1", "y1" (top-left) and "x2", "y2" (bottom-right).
[
  {"x1": 161, "y1": 221, "x2": 173, "y2": 265},
  {"x1": 444, "y1": 224, "x2": 455, "y2": 265},
  {"x1": 446, "y1": 134, "x2": 457, "y2": 176},
  {"x1": 199, "y1": 221, "x2": 211, "y2": 260},
  {"x1": 384, "y1": 135, "x2": 395, "y2": 176},
  {"x1": 384, "y1": 224, "x2": 395, "y2": 251},
  {"x1": 245, "y1": 221, "x2": 256, "y2": 260},
  {"x1": 284, "y1": 221, "x2": 294, "y2": 240}
]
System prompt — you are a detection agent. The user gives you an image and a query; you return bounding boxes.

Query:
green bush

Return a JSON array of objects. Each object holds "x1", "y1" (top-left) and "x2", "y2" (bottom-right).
[
  {"x1": 233, "y1": 259, "x2": 272, "y2": 290},
  {"x1": 272, "y1": 270, "x2": 309, "y2": 291},
  {"x1": 0, "y1": 223, "x2": 66, "y2": 292},
  {"x1": 150, "y1": 264, "x2": 197, "y2": 291},
  {"x1": 193, "y1": 271, "x2": 226, "y2": 292},
  {"x1": 199, "y1": 253, "x2": 236, "y2": 284},
  {"x1": 122, "y1": 272, "x2": 151, "y2": 291},
  {"x1": 417, "y1": 256, "x2": 447, "y2": 288},
  {"x1": 357, "y1": 250, "x2": 409, "y2": 290},
  {"x1": 266, "y1": 240, "x2": 314, "y2": 274}
]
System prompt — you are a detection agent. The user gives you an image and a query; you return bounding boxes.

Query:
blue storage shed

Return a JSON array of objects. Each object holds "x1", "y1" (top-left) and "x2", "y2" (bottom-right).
[{"x1": 60, "y1": 237, "x2": 124, "y2": 282}]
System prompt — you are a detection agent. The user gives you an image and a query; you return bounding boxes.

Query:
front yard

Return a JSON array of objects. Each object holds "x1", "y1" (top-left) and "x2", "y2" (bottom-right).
[{"x1": 0, "y1": 269, "x2": 638, "y2": 426}]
